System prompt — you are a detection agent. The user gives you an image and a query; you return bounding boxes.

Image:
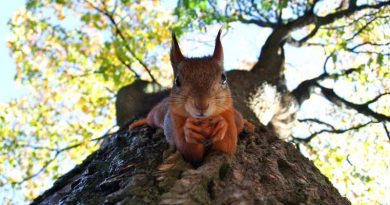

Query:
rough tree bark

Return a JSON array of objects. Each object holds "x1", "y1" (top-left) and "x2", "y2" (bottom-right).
[{"x1": 32, "y1": 118, "x2": 350, "y2": 205}]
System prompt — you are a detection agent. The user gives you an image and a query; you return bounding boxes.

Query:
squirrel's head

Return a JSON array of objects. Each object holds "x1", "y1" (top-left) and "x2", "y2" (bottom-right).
[{"x1": 169, "y1": 30, "x2": 232, "y2": 119}]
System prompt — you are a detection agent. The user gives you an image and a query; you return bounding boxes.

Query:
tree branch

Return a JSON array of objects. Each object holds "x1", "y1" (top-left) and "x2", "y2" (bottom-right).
[
  {"x1": 291, "y1": 65, "x2": 390, "y2": 122},
  {"x1": 15, "y1": 154, "x2": 59, "y2": 185},
  {"x1": 84, "y1": 0, "x2": 159, "y2": 85},
  {"x1": 298, "y1": 118, "x2": 336, "y2": 130},
  {"x1": 237, "y1": 15, "x2": 276, "y2": 28},
  {"x1": 290, "y1": 0, "x2": 390, "y2": 37},
  {"x1": 345, "y1": 15, "x2": 379, "y2": 41},
  {"x1": 277, "y1": 0, "x2": 283, "y2": 24},
  {"x1": 316, "y1": 1, "x2": 390, "y2": 26},
  {"x1": 383, "y1": 123, "x2": 390, "y2": 140},
  {"x1": 12, "y1": 129, "x2": 116, "y2": 185},
  {"x1": 322, "y1": 11, "x2": 378, "y2": 29},
  {"x1": 236, "y1": 0, "x2": 276, "y2": 28},
  {"x1": 288, "y1": 10, "x2": 381, "y2": 46},
  {"x1": 291, "y1": 67, "x2": 360, "y2": 104},
  {"x1": 115, "y1": 50, "x2": 140, "y2": 78},
  {"x1": 294, "y1": 120, "x2": 377, "y2": 143},
  {"x1": 288, "y1": 25, "x2": 320, "y2": 47},
  {"x1": 362, "y1": 92, "x2": 390, "y2": 106},
  {"x1": 346, "y1": 41, "x2": 390, "y2": 56},
  {"x1": 348, "y1": 41, "x2": 390, "y2": 51},
  {"x1": 317, "y1": 85, "x2": 390, "y2": 122},
  {"x1": 255, "y1": 0, "x2": 390, "y2": 66}
]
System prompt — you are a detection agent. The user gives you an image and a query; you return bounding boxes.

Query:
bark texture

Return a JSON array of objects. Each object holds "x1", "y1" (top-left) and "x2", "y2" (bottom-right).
[{"x1": 32, "y1": 121, "x2": 350, "y2": 205}]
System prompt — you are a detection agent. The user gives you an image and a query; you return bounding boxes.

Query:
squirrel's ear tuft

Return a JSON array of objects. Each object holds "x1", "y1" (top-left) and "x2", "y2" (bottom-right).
[
  {"x1": 212, "y1": 29, "x2": 223, "y2": 65},
  {"x1": 170, "y1": 32, "x2": 184, "y2": 75}
]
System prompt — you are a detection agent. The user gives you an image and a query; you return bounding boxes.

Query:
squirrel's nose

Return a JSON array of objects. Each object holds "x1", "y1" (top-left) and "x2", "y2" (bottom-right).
[{"x1": 194, "y1": 102, "x2": 209, "y2": 112}]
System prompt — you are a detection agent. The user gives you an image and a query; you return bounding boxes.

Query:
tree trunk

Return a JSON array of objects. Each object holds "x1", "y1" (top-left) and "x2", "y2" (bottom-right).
[
  {"x1": 32, "y1": 120, "x2": 350, "y2": 205},
  {"x1": 31, "y1": 23, "x2": 353, "y2": 204}
]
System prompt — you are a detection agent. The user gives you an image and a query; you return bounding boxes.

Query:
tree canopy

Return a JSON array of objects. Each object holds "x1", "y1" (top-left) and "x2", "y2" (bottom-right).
[{"x1": 0, "y1": 0, "x2": 389, "y2": 204}]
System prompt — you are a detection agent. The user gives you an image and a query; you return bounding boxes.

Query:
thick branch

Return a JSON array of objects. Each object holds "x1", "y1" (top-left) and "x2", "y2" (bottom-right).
[
  {"x1": 291, "y1": 67, "x2": 360, "y2": 104},
  {"x1": 253, "y1": 0, "x2": 390, "y2": 73},
  {"x1": 237, "y1": 15, "x2": 276, "y2": 28},
  {"x1": 318, "y1": 85, "x2": 390, "y2": 122},
  {"x1": 288, "y1": 25, "x2": 320, "y2": 46},
  {"x1": 291, "y1": 67, "x2": 390, "y2": 122}
]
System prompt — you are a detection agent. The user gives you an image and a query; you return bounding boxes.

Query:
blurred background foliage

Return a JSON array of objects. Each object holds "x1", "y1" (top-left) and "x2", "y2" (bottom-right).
[{"x1": 0, "y1": 0, "x2": 389, "y2": 204}]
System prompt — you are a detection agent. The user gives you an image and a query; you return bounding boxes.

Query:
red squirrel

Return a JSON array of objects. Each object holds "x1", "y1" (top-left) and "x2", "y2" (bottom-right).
[{"x1": 130, "y1": 30, "x2": 254, "y2": 164}]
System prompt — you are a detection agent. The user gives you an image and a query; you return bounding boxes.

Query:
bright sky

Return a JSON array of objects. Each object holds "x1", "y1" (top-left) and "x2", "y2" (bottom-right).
[{"x1": 0, "y1": 0, "x2": 27, "y2": 103}]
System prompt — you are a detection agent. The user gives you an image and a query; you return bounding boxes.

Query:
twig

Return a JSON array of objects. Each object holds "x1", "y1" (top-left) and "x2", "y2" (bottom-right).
[
  {"x1": 13, "y1": 125, "x2": 118, "y2": 185},
  {"x1": 115, "y1": 53, "x2": 140, "y2": 77},
  {"x1": 363, "y1": 93, "x2": 390, "y2": 106},
  {"x1": 298, "y1": 118, "x2": 336, "y2": 130},
  {"x1": 383, "y1": 123, "x2": 390, "y2": 141}
]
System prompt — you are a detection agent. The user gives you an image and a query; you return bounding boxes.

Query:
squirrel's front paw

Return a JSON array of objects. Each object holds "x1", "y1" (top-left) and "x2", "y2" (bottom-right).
[
  {"x1": 209, "y1": 116, "x2": 227, "y2": 143},
  {"x1": 184, "y1": 118, "x2": 209, "y2": 144}
]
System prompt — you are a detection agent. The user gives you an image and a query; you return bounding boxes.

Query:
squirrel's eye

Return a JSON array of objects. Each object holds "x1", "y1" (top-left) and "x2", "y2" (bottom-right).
[
  {"x1": 220, "y1": 73, "x2": 227, "y2": 85},
  {"x1": 175, "y1": 76, "x2": 181, "y2": 87}
]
